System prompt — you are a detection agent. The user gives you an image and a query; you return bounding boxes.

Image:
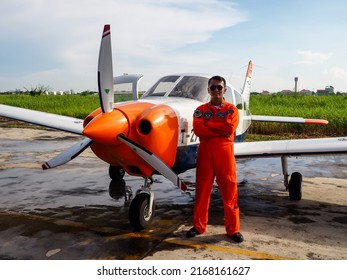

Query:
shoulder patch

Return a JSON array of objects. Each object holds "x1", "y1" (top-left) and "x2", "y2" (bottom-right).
[
  {"x1": 227, "y1": 109, "x2": 234, "y2": 115},
  {"x1": 203, "y1": 111, "x2": 213, "y2": 119},
  {"x1": 194, "y1": 109, "x2": 203, "y2": 118},
  {"x1": 216, "y1": 112, "x2": 226, "y2": 118}
]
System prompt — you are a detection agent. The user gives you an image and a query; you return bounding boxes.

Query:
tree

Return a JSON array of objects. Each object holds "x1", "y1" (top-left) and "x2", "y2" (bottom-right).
[{"x1": 24, "y1": 84, "x2": 51, "y2": 96}]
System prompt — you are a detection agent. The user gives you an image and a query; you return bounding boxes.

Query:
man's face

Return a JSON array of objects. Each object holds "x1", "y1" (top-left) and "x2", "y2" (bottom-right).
[{"x1": 208, "y1": 79, "x2": 226, "y2": 105}]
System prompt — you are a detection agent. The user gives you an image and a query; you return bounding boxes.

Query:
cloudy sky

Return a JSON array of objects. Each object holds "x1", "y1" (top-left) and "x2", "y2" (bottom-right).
[{"x1": 1, "y1": 0, "x2": 346, "y2": 93}]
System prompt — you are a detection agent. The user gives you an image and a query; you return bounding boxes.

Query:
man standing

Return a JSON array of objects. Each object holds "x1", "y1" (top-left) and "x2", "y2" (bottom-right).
[{"x1": 186, "y1": 75, "x2": 243, "y2": 243}]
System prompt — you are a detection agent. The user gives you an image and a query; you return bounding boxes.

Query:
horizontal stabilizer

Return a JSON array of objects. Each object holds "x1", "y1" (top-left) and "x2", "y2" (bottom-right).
[
  {"x1": 248, "y1": 115, "x2": 328, "y2": 125},
  {"x1": 0, "y1": 104, "x2": 84, "y2": 134},
  {"x1": 42, "y1": 138, "x2": 93, "y2": 169},
  {"x1": 117, "y1": 134, "x2": 187, "y2": 191}
]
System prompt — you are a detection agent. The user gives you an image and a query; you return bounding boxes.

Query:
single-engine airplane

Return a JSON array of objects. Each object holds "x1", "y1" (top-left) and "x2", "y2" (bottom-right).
[{"x1": 1, "y1": 25, "x2": 346, "y2": 230}]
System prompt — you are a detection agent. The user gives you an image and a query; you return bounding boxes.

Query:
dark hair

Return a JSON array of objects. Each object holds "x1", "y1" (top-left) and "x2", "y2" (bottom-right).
[{"x1": 208, "y1": 75, "x2": 226, "y2": 87}]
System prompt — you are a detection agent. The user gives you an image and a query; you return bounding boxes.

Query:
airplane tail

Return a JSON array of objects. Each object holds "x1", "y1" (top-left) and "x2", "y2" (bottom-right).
[{"x1": 241, "y1": 60, "x2": 253, "y2": 110}]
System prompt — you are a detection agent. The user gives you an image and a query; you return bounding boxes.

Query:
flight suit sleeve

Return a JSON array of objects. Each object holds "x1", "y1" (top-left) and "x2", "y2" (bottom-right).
[
  {"x1": 193, "y1": 108, "x2": 220, "y2": 138},
  {"x1": 206, "y1": 109, "x2": 239, "y2": 136}
]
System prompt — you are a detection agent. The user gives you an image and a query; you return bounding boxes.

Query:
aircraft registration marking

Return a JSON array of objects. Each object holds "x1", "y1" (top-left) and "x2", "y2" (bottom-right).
[{"x1": 180, "y1": 129, "x2": 198, "y2": 144}]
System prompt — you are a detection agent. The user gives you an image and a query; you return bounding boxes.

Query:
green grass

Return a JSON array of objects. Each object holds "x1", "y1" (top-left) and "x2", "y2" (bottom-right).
[
  {"x1": 1, "y1": 94, "x2": 346, "y2": 138},
  {"x1": 0, "y1": 94, "x2": 132, "y2": 119},
  {"x1": 249, "y1": 95, "x2": 347, "y2": 137}
]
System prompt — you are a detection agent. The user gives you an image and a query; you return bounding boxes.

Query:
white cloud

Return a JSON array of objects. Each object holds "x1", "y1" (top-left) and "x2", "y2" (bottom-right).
[
  {"x1": 296, "y1": 50, "x2": 333, "y2": 65},
  {"x1": 0, "y1": 0, "x2": 248, "y2": 91}
]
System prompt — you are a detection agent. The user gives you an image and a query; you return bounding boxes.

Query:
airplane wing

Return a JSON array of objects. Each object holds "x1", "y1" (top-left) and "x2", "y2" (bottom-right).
[
  {"x1": 234, "y1": 137, "x2": 347, "y2": 158},
  {"x1": 0, "y1": 104, "x2": 84, "y2": 135},
  {"x1": 246, "y1": 115, "x2": 328, "y2": 125}
]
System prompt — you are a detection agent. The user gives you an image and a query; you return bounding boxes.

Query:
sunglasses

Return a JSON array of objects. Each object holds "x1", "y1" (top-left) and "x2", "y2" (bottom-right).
[{"x1": 209, "y1": 85, "x2": 224, "y2": 91}]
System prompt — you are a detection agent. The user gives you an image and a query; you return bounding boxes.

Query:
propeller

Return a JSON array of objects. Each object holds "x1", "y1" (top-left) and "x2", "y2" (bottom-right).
[
  {"x1": 117, "y1": 134, "x2": 187, "y2": 192},
  {"x1": 42, "y1": 25, "x2": 114, "y2": 169},
  {"x1": 98, "y1": 24, "x2": 114, "y2": 113},
  {"x1": 42, "y1": 138, "x2": 93, "y2": 169}
]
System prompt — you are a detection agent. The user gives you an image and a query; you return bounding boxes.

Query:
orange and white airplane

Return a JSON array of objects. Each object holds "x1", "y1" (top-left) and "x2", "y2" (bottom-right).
[{"x1": 1, "y1": 25, "x2": 346, "y2": 230}]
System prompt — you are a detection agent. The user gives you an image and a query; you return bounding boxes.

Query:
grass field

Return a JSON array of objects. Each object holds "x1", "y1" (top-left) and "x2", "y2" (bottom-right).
[
  {"x1": 249, "y1": 95, "x2": 347, "y2": 137},
  {"x1": 1, "y1": 94, "x2": 346, "y2": 138}
]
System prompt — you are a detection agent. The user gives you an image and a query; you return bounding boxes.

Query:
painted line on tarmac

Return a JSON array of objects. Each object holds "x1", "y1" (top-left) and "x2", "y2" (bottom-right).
[
  {"x1": 0, "y1": 211, "x2": 297, "y2": 260},
  {"x1": 0, "y1": 211, "x2": 127, "y2": 235},
  {"x1": 164, "y1": 238, "x2": 299, "y2": 260}
]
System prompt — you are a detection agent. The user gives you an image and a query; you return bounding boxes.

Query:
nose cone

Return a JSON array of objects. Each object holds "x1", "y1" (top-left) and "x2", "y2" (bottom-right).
[{"x1": 83, "y1": 110, "x2": 128, "y2": 145}]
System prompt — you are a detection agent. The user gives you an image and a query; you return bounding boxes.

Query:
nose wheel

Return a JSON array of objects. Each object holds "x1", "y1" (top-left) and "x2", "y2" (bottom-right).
[
  {"x1": 129, "y1": 192, "x2": 155, "y2": 230},
  {"x1": 129, "y1": 177, "x2": 155, "y2": 230}
]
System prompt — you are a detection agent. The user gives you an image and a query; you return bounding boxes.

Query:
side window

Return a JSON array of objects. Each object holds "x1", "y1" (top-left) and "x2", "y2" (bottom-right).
[
  {"x1": 234, "y1": 90, "x2": 243, "y2": 109},
  {"x1": 223, "y1": 86, "x2": 234, "y2": 103}
]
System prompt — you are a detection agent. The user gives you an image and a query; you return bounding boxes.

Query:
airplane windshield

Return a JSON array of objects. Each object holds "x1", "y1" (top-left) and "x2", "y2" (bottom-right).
[
  {"x1": 144, "y1": 76, "x2": 180, "y2": 97},
  {"x1": 143, "y1": 75, "x2": 209, "y2": 102}
]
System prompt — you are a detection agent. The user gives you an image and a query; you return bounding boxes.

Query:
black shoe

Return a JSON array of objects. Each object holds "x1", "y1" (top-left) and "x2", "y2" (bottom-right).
[
  {"x1": 229, "y1": 232, "x2": 244, "y2": 243},
  {"x1": 186, "y1": 227, "x2": 200, "y2": 238}
]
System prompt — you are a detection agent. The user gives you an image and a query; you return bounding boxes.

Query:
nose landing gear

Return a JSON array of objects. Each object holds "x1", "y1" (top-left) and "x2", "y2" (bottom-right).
[
  {"x1": 129, "y1": 177, "x2": 155, "y2": 231},
  {"x1": 108, "y1": 167, "x2": 155, "y2": 231}
]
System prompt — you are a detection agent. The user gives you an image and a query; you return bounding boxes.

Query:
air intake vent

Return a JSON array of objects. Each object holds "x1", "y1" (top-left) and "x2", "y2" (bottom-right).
[{"x1": 139, "y1": 120, "x2": 152, "y2": 135}]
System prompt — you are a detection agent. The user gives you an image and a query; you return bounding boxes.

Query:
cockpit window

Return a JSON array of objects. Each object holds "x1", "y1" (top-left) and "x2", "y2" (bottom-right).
[
  {"x1": 143, "y1": 76, "x2": 180, "y2": 97},
  {"x1": 168, "y1": 76, "x2": 208, "y2": 102},
  {"x1": 142, "y1": 75, "x2": 209, "y2": 102}
]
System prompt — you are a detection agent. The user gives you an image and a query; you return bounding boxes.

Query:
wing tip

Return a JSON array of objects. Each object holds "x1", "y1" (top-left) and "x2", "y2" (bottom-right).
[{"x1": 305, "y1": 119, "x2": 329, "y2": 125}]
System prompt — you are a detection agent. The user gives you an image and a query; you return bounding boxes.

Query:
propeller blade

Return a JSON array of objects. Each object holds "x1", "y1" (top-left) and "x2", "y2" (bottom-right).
[
  {"x1": 117, "y1": 134, "x2": 187, "y2": 192},
  {"x1": 98, "y1": 24, "x2": 114, "y2": 113},
  {"x1": 42, "y1": 138, "x2": 93, "y2": 169}
]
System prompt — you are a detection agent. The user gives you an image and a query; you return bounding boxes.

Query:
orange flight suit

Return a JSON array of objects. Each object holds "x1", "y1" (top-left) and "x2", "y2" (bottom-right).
[{"x1": 192, "y1": 101, "x2": 240, "y2": 236}]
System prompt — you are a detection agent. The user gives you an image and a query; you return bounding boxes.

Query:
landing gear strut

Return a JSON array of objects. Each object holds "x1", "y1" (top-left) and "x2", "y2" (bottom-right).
[
  {"x1": 129, "y1": 177, "x2": 155, "y2": 231},
  {"x1": 281, "y1": 156, "x2": 302, "y2": 200},
  {"x1": 108, "y1": 167, "x2": 155, "y2": 230}
]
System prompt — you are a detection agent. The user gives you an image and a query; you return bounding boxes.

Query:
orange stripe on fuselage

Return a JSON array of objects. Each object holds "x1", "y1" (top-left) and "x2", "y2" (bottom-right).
[{"x1": 83, "y1": 102, "x2": 178, "y2": 177}]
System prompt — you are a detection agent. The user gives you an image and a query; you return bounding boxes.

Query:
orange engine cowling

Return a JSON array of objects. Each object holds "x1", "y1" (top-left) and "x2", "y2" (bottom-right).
[
  {"x1": 82, "y1": 102, "x2": 178, "y2": 178},
  {"x1": 135, "y1": 103, "x2": 178, "y2": 168}
]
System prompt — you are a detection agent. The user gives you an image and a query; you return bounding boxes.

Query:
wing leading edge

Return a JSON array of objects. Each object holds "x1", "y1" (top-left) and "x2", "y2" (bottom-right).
[
  {"x1": 234, "y1": 137, "x2": 347, "y2": 158},
  {"x1": 0, "y1": 104, "x2": 84, "y2": 135},
  {"x1": 246, "y1": 115, "x2": 328, "y2": 125}
]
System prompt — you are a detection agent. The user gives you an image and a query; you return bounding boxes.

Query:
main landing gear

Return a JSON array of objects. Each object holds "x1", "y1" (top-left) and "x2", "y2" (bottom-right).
[
  {"x1": 108, "y1": 165, "x2": 155, "y2": 230},
  {"x1": 281, "y1": 156, "x2": 302, "y2": 200}
]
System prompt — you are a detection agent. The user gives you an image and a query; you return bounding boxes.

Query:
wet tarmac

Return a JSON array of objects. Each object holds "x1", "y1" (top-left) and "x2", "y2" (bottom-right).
[{"x1": 0, "y1": 128, "x2": 347, "y2": 260}]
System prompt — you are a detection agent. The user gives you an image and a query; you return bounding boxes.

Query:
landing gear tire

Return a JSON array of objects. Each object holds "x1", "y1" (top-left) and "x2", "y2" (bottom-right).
[
  {"x1": 109, "y1": 179, "x2": 126, "y2": 199},
  {"x1": 289, "y1": 172, "x2": 302, "y2": 200},
  {"x1": 109, "y1": 165, "x2": 125, "y2": 180},
  {"x1": 129, "y1": 193, "x2": 155, "y2": 231}
]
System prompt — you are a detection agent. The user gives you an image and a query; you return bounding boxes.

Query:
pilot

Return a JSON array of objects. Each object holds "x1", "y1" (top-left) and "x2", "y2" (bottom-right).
[{"x1": 186, "y1": 75, "x2": 243, "y2": 243}]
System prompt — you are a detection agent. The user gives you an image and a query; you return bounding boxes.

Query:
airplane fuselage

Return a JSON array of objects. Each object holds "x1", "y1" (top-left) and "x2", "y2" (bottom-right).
[{"x1": 83, "y1": 74, "x2": 251, "y2": 177}]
